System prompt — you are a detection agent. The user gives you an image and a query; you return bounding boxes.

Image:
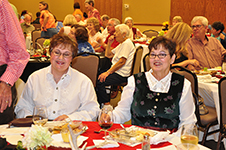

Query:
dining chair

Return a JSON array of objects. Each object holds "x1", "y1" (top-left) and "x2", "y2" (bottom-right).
[
  {"x1": 71, "y1": 52, "x2": 100, "y2": 87},
  {"x1": 143, "y1": 53, "x2": 150, "y2": 72},
  {"x1": 142, "y1": 29, "x2": 159, "y2": 38},
  {"x1": 33, "y1": 24, "x2": 41, "y2": 30},
  {"x1": 217, "y1": 77, "x2": 226, "y2": 149},
  {"x1": 31, "y1": 29, "x2": 41, "y2": 49},
  {"x1": 171, "y1": 66, "x2": 219, "y2": 145},
  {"x1": 109, "y1": 46, "x2": 144, "y2": 93}
]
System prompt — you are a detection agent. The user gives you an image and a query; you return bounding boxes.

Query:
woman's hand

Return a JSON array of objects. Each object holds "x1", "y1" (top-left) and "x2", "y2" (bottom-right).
[
  {"x1": 190, "y1": 59, "x2": 200, "y2": 67},
  {"x1": 53, "y1": 115, "x2": 69, "y2": 121},
  {"x1": 98, "y1": 72, "x2": 110, "y2": 82},
  {"x1": 42, "y1": 26, "x2": 47, "y2": 31},
  {"x1": 107, "y1": 35, "x2": 114, "y2": 45}
]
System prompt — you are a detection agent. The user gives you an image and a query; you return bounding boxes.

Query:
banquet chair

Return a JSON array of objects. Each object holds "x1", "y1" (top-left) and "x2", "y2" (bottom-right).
[
  {"x1": 31, "y1": 29, "x2": 41, "y2": 49},
  {"x1": 33, "y1": 24, "x2": 41, "y2": 30},
  {"x1": 35, "y1": 37, "x2": 50, "y2": 50},
  {"x1": 217, "y1": 77, "x2": 226, "y2": 149},
  {"x1": 143, "y1": 53, "x2": 150, "y2": 72},
  {"x1": 71, "y1": 52, "x2": 100, "y2": 87},
  {"x1": 171, "y1": 66, "x2": 219, "y2": 145},
  {"x1": 142, "y1": 29, "x2": 159, "y2": 38}
]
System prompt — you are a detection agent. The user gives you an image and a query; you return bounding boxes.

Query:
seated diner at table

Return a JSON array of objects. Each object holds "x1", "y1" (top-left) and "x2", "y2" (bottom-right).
[
  {"x1": 96, "y1": 24, "x2": 135, "y2": 105},
  {"x1": 165, "y1": 22, "x2": 200, "y2": 68},
  {"x1": 186, "y1": 16, "x2": 226, "y2": 70},
  {"x1": 15, "y1": 34, "x2": 100, "y2": 121},
  {"x1": 112, "y1": 36, "x2": 196, "y2": 134}
]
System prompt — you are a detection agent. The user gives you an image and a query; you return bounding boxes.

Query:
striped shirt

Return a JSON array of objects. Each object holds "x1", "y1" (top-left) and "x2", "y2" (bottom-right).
[{"x1": 0, "y1": 0, "x2": 29, "y2": 85}]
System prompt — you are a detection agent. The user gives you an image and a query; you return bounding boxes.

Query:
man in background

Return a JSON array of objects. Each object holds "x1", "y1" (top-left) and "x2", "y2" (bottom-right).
[
  {"x1": 21, "y1": 13, "x2": 35, "y2": 34},
  {"x1": 0, "y1": 0, "x2": 29, "y2": 124},
  {"x1": 187, "y1": 16, "x2": 226, "y2": 69},
  {"x1": 32, "y1": 12, "x2": 41, "y2": 24}
]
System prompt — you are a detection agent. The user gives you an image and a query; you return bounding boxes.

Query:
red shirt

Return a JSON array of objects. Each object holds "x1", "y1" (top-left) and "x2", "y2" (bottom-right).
[
  {"x1": 0, "y1": 0, "x2": 29, "y2": 85},
  {"x1": 100, "y1": 34, "x2": 120, "y2": 50}
]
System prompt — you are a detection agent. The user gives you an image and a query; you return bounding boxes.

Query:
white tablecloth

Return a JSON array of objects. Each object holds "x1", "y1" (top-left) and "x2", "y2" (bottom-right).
[{"x1": 198, "y1": 80, "x2": 226, "y2": 146}]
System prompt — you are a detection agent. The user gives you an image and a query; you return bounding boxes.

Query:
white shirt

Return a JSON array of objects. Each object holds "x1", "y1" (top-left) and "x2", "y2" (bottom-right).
[
  {"x1": 111, "y1": 38, "x2": 135, "y2": 77},
  {"x1": 63, "y1": 26, "x2": 71, "y2": 35},
  {"x1": 113, "y1": 70, "x2": 197, "y2": 135},
  {"x1": 89, "y1": 32, "x2": 103, "y2": 46},
  {"x1": 102, "y1": 28, "x2": 109, "y2": 42},
  {"x1": 15, "y1": 65, "x2": 100, "y2": 121}
]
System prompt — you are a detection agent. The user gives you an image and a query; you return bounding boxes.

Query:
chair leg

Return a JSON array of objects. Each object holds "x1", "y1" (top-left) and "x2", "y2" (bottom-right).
[
  {"x1": 201, "y1": 123, "x2": 212, "y2": 145},
  {"x1": 217, "y1": 132, "x2": 222, "y2": 150}
]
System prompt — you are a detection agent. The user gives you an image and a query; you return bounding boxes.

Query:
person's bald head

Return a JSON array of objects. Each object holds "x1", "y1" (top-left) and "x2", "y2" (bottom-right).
[{"x1": 24, "y1": 13, "x2": 32, "y2": 25}]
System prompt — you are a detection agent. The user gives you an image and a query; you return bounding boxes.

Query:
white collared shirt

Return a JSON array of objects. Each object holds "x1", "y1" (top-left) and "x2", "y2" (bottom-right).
[{"x1": 15, "y1": 65, "x2": 100, "y2": 121}]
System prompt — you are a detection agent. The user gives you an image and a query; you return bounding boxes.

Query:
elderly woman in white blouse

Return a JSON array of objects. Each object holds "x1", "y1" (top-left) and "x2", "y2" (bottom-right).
[
  {"x1": 112, "y1": 36, "x2": 196, "y2": 134},
  {"x1": 15, "y1": 34, "x2": 99, "y2": 121}
]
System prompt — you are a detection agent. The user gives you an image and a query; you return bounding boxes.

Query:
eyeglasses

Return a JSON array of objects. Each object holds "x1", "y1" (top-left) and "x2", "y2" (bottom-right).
[
  {"x1": 150, "y1": 53, "x2": 169, "y2": 59},
  {"x1": 52, "y1": 50, "x2": 72, "y2": 58},
  {"x1": 191, "y1": 25, "x2": 203, "y2": 29}
]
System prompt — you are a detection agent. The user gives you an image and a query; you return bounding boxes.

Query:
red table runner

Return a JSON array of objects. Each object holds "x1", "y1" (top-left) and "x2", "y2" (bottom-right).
[{"x1": 49, "y1": 121, "x2": 172, "y2": 150}]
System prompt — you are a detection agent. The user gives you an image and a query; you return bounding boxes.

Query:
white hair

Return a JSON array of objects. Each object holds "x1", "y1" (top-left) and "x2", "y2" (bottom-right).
[
  {"x1": 191, "y1": 16, "x2": 208, "y2": 27},
  {"x1": 115, "y1": 24, "x2": 130, "y2": 37},
  {"x1": 124, "y1": 17, "x2": 133, "y2": 25}
]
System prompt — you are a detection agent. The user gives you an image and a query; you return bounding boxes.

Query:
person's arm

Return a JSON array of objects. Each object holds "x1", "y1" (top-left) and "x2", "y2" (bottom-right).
[
  {"x1": 113, "y1": 75, "x2": 135, "y2": 123},
  {"x1": 175, "y1": 79, "x2": 197, "y2": 136},
  {"x1": 0, "y1": 0, "x2": 29, "y2": 112},
  {"x1": 42, "y1": 11, "x2": 49, "y2": 31},
  {"x1": 186, "y1": 41, "x2": 196, "y2": 70},
  {"x1": 98, "y1": 57, "x2": 126, "y2": 83},
  {"x1": 104, "y1": 35, "x2": 115, "y2": 58},
  {"x1": 173, "y1": 59, "x2": 200, "y2": 68},
  {"x1": 64, "y1": 79, "x2": 100, "y2": 121}
]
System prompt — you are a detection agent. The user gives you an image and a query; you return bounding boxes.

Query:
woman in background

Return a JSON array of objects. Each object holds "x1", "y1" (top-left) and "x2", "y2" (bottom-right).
[
  {"x1": 68, "y1": 24, "x2": 95, "y2": 56},
  {"x1": 166, "y1": 22, "x2": 200, "y2": 68},
  {"x1": 39, "y1": 1, "x2": 57, "y2": 37},
  {"x1": 72, "y1": 2, "x2": 84, "y2": 21},
  {"x1": 87, "y1": 17, "x2": 103, "y2": 49},
  {"x1": 124, "y1": 17, "x2": 146, "y2": 40},
  {"x1": 59, "y1": 14, "x2": 77, "y2": 35}
]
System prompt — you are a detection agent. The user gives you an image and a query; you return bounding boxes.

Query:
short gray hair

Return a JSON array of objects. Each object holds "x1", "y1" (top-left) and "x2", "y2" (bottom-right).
[
  {"x1": 124, "y1": 17, "x2": 133, "y2": 25},
  {"x1": 115, "y1": 24, "x2": 130, "y2": 38},
  {"x1": 191, "y1": 16, "x2": 208, "y2": 27},
  {"x1": 109, "y1": 18, "x2": 120, "y2": 26}
]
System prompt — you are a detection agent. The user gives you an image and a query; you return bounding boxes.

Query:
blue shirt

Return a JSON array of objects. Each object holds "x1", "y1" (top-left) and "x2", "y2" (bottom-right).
[{"x1": 77, "y1": 40, "x2": 95, "y2": 56}]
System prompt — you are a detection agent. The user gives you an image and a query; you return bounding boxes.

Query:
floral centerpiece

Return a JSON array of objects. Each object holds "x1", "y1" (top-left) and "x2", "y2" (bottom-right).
[
  {"x1": 43, "y1": 39, "x2": 51, "y2": 57},
  {"x1": 22, "y1": 125, "x2": 53, "y2": 150},
  {"x1": 43, "y1": 39, "x2": 50, "y2": 47}
]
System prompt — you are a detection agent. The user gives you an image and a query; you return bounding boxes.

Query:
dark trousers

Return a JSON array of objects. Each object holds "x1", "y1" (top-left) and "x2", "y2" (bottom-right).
[
  {"x1": 0, "y1": 64, "x2": 17, "y2": 125},
  {"x1": 96, "y1": 72, "x2": 128, "y2": 105}
]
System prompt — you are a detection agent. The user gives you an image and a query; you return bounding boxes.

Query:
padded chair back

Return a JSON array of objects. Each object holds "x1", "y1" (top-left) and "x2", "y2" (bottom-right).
[
  {"x1": 143, "y1": 29, "x2": 159, "y2": 38},
  {"x1": 35, "y1": 37, "x2": 46, "y2": 49},
  {"x1": 218, "y1": 77, "x2": 226, "y2": 130},
  {"x1": 131, "y1": 46, "x2": 143, "y2": 75},
  {"x1": 71, "y1": 52, "x2": 99, "y2": 87},
  {"x1": 31, "y1": 29, "x2": 41, "y2": 48},
  {"x1": 143, "y1": 53, "x2": 151, "y2": 72},
  {"x1": 33, "y1": 24, "x2": 41, "y2": 30}
]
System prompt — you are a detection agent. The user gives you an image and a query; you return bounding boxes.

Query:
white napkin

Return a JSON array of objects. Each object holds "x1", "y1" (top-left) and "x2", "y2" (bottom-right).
[
  {"x1": 93, "y1": 140, "x2": 119, "y2": 148},
  {"x1": 149, "y1": 130, "x2": 170, "y2": 145},
  {"x1": 0, "y1": 127, "x2": 29, "y2": 135},
  {"x1": 51, "y1": 134, "x2": 88, "y2": 148}
]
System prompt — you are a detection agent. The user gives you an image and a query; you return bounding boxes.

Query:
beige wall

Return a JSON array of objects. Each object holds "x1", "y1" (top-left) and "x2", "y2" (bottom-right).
[
  {"x1": 122, "y1": 0, "x2": 171, "y2": 32},
  {"x1": 9, "y1": 0, "x2": 170, "y2": 32}
]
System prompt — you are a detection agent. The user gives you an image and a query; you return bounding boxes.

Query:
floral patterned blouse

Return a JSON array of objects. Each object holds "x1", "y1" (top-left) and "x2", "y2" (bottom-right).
[{"x1": 131, "y1": 72, "x2": 184, "y2": 129}]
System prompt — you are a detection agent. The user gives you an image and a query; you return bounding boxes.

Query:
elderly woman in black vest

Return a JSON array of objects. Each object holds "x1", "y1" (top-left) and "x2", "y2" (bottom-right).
[{"x1": 112, "y1": 36, "x2": 196, "y2": 135}]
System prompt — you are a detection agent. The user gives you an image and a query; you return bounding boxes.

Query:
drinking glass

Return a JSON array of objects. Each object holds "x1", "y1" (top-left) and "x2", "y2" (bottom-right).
[
  {"x1": 32, "y1": 105, "x2": 48, "y2": 126},
  {"x1": 98, "y1": 105, "x2": 114, "y2": 143},
  {"x1": 181, "y1": 124, "x2": 199, "y2": 146}
]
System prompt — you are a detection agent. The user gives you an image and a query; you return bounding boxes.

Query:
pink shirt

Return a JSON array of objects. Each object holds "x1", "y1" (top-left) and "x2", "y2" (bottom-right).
[
  {"x1": 0, "y1": 0, "x2": 29, "y2": 85},
  {"x1": 88, "y1": 8, "x2": 103, "y2": 26},
  {"x1": 187, "y1": 36, "x2": 226, "y2": 68}
]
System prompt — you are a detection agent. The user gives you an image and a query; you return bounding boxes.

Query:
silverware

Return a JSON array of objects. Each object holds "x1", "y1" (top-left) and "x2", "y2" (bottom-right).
[{"x1": 120, "y1": 124, "x2": 129, "y2": 134}]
